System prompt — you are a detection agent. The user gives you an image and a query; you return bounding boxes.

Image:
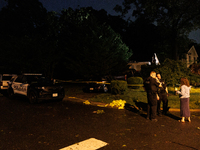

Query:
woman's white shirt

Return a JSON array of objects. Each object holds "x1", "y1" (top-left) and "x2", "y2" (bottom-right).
[{"x1": 176, "y1": 85, "x2": 191, "y2": 98}]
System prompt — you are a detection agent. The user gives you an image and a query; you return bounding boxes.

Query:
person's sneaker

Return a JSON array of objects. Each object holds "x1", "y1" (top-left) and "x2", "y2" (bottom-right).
[{"x1": 151, "y1": 119, "x2": 158, "y2": 122}]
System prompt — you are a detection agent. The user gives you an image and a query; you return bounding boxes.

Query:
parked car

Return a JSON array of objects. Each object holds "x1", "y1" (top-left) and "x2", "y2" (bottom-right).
[
  {"x1": 7, "y1": 73, "x2": 65, "y2": 103},
  {"x1": 83, "y1": 82, "x2": 109, "y2": 93},
  {"x1": 82, "y1": 77, "x2": 110, "y2": 93},
  {"x1": 0, "y1": 74, "x2": 17, "y2": 92}
]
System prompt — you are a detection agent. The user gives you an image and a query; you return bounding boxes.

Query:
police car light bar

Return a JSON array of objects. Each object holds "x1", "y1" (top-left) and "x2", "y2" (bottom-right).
[{"x1": 23, "y1": 73, "x2": 43, "y2": 75}]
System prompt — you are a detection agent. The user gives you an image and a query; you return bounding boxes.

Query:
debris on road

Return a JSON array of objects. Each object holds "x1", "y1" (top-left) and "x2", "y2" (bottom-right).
[
  {"x1": 93, "y1": 110, "x2": 105, "y2": 114},
  {"x1": 83, "y1": 100, "x2": 91, "y2": 105},
  {"x1": 109, "y1": 99, "x2": 126, "y2": 109}
]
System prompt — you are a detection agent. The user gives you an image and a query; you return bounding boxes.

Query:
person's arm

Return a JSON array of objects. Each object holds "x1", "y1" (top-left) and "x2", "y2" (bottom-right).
[
  {"x1": 176, "y1": 86, "x2": 186, "y2": 96},
  {"x1": 153, "y1": 77, "x2": 161, "y2": 87},
  {"x1": 166, "y1": 87, "x2": 168, "y2": 95}
]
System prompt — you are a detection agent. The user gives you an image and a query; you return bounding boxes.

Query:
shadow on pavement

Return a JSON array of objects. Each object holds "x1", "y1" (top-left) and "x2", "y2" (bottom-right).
[
  {"x1": 165, "y1": 111, "x2": 180, "y2": 120},
  {"x1": 125, "y1": 101, "x2": 181, "y2": 121},
  {"x1": 124, "y1": 102, "x2": 148, "y2": 119}
]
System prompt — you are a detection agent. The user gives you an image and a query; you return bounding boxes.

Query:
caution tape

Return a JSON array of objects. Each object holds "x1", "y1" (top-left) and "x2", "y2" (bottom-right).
[{"x1": 56, "y1": 79, "x2": 143, "y2": 86}]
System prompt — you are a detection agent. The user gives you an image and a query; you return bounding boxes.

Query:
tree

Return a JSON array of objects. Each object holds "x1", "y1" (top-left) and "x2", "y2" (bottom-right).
[
  {"x1": 124, "y1": 17, "x2": 162, "y2": 62},
  {"x1": 0, "y1": 0, "x2": 47, "y2": 37},
  {"x1": 58, "y1": 7, "x2": 132, "y2": 79},
  {"x1": 115, "y1": 0, "x2": 200, "y2": 60},
  {"x1": 0, "y1": 0, "x2": 61, "y2": 77}
]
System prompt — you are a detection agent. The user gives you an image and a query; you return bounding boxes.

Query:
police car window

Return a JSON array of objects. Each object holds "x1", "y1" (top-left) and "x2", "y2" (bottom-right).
[
  {"x1": 15, "y1": 76, "x2": 23, "y2": 82},
  {"x1": 21, "y1": 76, "x2": 27, "y2": 83},
  {"x1": 37, "y1": 77, "x2": 52, "y2": 84},
  {"x1": 25, "y1": 75, "x2": 43, "y2": 84},
  {"x1": 25, "y1": 76, "x2": 38, "y2": 84}
]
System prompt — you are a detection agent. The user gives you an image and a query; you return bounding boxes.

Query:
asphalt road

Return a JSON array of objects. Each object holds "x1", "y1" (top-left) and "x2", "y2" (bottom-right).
[{"x1": 1, "y1": 95, "x2": 200, "y2": 150}]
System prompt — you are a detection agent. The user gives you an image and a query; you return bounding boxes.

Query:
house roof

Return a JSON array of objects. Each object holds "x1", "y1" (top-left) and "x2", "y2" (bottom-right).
[{"x1": 188, "y1": 45, "x2": 198, "y2": 57}]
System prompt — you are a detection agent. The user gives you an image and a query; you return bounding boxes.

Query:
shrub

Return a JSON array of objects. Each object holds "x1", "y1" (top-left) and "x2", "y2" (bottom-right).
[
  {"x1": 188, "y1": 74, "x2": 200, "y2": 86},
  {"x1": 127, "y1": 77, "x2": 143, "y2": 84},
  {"x1": 110, "y1": 80, "x2": 127, "y2": 95},
  {"x1": 127, "y1": 77, "x2": 143, "y2": 89},
  {"x1": 154, "y1": 58, "x2": 190, "y2": 85}
]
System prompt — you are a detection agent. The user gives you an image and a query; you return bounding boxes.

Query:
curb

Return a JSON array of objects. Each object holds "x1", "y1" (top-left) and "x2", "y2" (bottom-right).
[
  {"x1": 63, "y1": 97, "x2": 112, "y2": 108},
  {"x1": 63, "y1": 97, "x2": 200, "y2": 112}
]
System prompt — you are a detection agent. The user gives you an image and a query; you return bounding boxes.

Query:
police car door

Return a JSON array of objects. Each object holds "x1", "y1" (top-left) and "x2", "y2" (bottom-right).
[{"x1": 12, "y1": 75, "x2": 29, "y2": 96}]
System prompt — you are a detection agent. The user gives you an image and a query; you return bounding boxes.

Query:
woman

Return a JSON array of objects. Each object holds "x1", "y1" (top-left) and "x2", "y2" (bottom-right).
[{"x1": 175, "y1": 77, "x2": 191, "y2": 123}]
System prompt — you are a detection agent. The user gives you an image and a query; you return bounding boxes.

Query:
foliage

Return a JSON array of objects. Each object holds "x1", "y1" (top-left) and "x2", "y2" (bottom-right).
[
  {"x1": 109, "y1": 100, "x2": 126, "y2": 109},
  {"x1": 139, "y1": 58, "x2": 200, "y2": 86},
  {"x1": 0, "y1": 0, "x2": 61, "y2": 77},
  {"x1": 190, "y1": 63, "x2": 200, "y2": 75},
  {"x1": 0, "y1": 2, "x2": 132, "y2": 79},
  {"x1": 127, "y1": 77, "x2": 143, "y2": 89},
  {"x1": 127, "y1": 77, "x2": 143, "y2": 84},
  {"x1": 110, "y1": 80, "x2": 128, "y2": 95},
  {"x1": 59, "y1": 8, "x2": 132, "y2": 79},
  {"x1": 115, "y1": 0, "x2": 200, "y2": 60},
  {"x1": 153, "y1": 58, "x2": 200, "y2": 86},
  {"x1": 1, "y1": 0, "x2": 47, "y2": 37},
  {"x1": 154, "y1": 58, "x2": 189, "y2": 85},
  {"x1": 125, "y1": 18, "x2": 165, "y2": 61}
]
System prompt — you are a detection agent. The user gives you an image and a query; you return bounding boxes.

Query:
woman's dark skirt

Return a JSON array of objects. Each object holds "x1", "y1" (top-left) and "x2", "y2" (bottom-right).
[{"x1": 180, "y1": 98, "x2": 190, "y2": 117}]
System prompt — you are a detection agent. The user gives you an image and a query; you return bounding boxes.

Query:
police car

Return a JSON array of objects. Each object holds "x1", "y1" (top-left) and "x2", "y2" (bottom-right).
[{"x1": 7, "y1": 73, "x2": 65, "y2": 103}]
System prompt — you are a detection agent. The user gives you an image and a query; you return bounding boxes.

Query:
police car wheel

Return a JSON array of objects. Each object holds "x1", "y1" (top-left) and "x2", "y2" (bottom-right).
[{"x1": 29, "y1": 91, "x2": 38, "y2": 104}]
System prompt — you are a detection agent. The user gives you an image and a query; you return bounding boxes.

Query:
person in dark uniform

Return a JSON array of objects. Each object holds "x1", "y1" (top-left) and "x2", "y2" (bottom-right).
[
  {"x1": 156, "y1": 73, "x2": 169, "y2": 116},
  {"x1": 143, "y1": 71, "x2": 161, "y2": 122}
]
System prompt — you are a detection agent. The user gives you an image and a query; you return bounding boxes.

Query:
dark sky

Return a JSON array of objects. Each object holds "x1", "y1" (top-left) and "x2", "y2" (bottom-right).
[
  {"x1": 0, "y1": 0, "x2": 199, "y2": 43},
  {"x1": 39, "y1": 0, "x2": 124, "y2": 16},
  {"x1": 40, "y1": 0, "x2": 200, "y2": 44}
]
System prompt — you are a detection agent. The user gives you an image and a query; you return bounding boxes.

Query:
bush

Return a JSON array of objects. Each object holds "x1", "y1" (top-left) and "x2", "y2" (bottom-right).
[
  {"x1": 188, "y1": 74, "x2": 200, "y2": 86},
  {"x1": 110, "y1": 80, "x2": 127, "y2": 95},
  {"x1": 127, "y1": 77, "x2": 143, "y2": 84},
  {"x1": 127, "y1": 77, "x2": 143, "y2": 89},
  {"x1": 154, "y1": 58, "x2": 190, "y2": 85}
]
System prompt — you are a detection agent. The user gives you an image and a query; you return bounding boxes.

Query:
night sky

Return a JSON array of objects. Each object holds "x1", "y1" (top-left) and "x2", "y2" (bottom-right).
[
  {"x1": 40, "y1": 0, "x2": 200, "y2": 43},
  {"x1": 0, "y1": 0, "x2": 199, "y2": 43},
  {"x1": 39, "y1": 0, "x2": 124, "y2": 16}
]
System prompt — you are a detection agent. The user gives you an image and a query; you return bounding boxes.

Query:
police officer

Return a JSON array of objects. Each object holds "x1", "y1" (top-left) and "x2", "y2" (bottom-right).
[
  {"x1": 144, "y1": 71, "x2": 161, "y2": 122},
  {"x1": 156, "y1": 73, "x2": 168, "y2": 115}
]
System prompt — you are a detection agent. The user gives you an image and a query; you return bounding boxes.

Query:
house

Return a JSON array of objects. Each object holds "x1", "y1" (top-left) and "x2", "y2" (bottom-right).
[
  {"x1": 182, "y1": 46, "x2": 198, "y2": 67},
  {"x1": 128, "y1": 53, "x2": 160, "y2": 71}
]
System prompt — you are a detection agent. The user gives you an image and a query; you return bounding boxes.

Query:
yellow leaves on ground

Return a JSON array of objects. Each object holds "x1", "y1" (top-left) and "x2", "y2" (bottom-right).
[
  {"x1": 93, "y1": 110, "x2": 105, "y2": 114},
  {"x1": 82, "y1": 99, "x2": 126, "y2": 109},
  {"x1": 109, "y1": 99, "x2": 126, "y2": 109},
  {"x1": 83, "y1": 100, "x2": 91, "y2": 105}
]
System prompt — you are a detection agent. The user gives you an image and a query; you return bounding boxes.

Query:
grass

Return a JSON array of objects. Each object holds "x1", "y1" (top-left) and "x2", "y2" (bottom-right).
[{"x1": 64, "y1": 83, "x2": 200, "y2": 109}]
